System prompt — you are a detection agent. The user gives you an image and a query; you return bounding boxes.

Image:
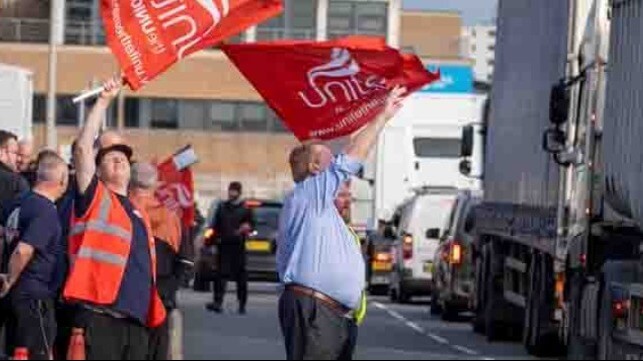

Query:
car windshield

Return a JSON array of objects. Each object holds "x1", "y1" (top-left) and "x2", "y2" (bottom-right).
[{"x1": 253, "y1": 205, "x2": 281, "y2": 229}]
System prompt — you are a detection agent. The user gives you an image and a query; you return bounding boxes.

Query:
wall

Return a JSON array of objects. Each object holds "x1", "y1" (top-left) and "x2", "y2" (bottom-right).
[
  {"x1": 400, "y1": 11, "x2": 462, "y2": 59},
  {"x1": 31, "y1": 125, "x2": 299, "y2": 203}
]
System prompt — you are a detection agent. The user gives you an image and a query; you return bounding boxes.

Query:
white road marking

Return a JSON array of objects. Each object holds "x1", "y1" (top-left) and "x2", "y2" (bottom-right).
[
  {"x1": 371, "y1": 300, "x2": 491, "y2": 358},
  {"x1": 452, "y1": 345, "x2": 479, "y2": 356},
  {"x1": 426, "y1": 333, "x2": 449, "y2": 345},
  {"x1": 405, "y1": 321, "x2": 425, "y2": 333}
]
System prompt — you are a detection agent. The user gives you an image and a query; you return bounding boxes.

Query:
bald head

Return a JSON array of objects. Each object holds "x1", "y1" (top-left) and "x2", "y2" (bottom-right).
[
  {"x1": 131, "y1": 161, "x2": 159, "y2": 190},
  {"x1": 289, "y1": 140, "x2": 333, "y2": 183}
]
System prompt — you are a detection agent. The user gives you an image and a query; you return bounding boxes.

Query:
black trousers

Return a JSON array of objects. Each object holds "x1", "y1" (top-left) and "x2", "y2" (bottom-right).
[
  {"x1": 213, "y1": 246, "x2": 248, "y2": 309},
  {"x1": 279, "y1": 289, "x2": 358, "y2": 360},
  {"x1": 83, "y1": 312, "x2": 149, "y2": 360},
  {"x1": 147, "y1": 312, "x2": 170, "y2": 360},
  {"x1": 7, "y1": 298, "x2": 57, "y2": 361}
]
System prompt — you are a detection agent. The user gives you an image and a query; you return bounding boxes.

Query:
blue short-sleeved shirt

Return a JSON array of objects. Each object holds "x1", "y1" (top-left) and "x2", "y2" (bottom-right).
[
  {"x1": 4, "y1": 191, "x2": 62, "y2": 301},
  {"x1": 277, "y1": 154, "x2": 366, "y2": 309}
]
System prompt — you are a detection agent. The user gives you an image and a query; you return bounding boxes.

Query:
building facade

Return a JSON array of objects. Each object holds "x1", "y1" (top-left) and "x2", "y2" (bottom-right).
[
  {"x1": 0, "y1": 0, "x2": 462, "y2": 203},
  {"x1": 461, "y1": 24, "x2": 497, "y2": 83}
]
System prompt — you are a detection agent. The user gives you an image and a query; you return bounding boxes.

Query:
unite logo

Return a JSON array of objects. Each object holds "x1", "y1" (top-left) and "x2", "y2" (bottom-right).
[
  {"x1": 149, "y1": 0, "x2": 230, "y2": 59},
  {"x1": 157, "y1": 181, "x2": 194, "y2": 211},
  {"x1": 298, "y1": 48, "x2": 387, "y2": 109}
]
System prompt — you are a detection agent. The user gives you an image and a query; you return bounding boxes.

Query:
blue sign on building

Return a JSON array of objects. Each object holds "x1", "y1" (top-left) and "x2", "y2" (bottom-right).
[{"x1": 421, "y1": 64, "x2": 474, "y2": 94}]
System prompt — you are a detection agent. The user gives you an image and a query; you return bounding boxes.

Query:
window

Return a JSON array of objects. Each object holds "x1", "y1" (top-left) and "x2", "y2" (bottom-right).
[
  {"x1": 239, "y1": 102, "x2": 268, "y2": 132},
  {"x1": 124, "y1": 98, "x2": 140, "y2": 128},
  {"x1": 489, "y1": 30, "x2": 497, "y2": 37},
  {"x1": 33, "y1": 94, "x2": 118, "y2": 126},
  {"x1": 150, "y1": 99, "x2": 178, "y2": 129},
  {"x1": 488, "y1": 59, "x2": 495, "y2": 66},
  {"x1": 488, "y1": 45, "x2": 495, "y2": 51},
  {"x1": 208, "y1": 102, "x2": 238, "y2": 132},
  {"x1": 328, "y1": 1, "x2": 387, "y2": 39},
  {"x1": 257, "y1": 0, "x2": 317, "y2": 40},
  {"x1": 413, "y1": 138, "x2": 462, "y2": 158},
  {"x1": 32, "y1": 95, "x2": 46, "y2": 124}
]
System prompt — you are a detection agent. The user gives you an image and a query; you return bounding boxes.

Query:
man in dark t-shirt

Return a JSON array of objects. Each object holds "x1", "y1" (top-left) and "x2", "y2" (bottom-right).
[{"x1": 0, "y1": 151, "x2": 69, "y2": 360}]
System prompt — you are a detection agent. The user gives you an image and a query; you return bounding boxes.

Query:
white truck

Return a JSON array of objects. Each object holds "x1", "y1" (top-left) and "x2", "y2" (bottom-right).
[
  {"x1": 351, "y1": 83, "x2": 486, "y2": 231},
  {"x1": 467, "y1": 0, "x2": 643, "y2": 358},
  {"x1": 0, "y1": 64, "x2": 33, "y2": 140}
]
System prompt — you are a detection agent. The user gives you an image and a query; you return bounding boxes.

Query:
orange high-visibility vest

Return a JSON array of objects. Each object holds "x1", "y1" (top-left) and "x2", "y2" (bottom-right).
[{"x1": 63, "y1": 181, "x2": 167, "y2": 328}]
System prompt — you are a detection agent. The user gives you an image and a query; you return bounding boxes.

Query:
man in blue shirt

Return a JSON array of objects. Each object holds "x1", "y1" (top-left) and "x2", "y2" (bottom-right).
[
  {"x1": 0, "y1": 151, "x2": 69, "y2": 360},
  {"x1": 277, "y1": 86, "x2": 406, "y2": 360}
]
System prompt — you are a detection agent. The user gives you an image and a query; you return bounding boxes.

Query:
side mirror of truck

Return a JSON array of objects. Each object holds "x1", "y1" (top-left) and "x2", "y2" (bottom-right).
[
  {"x1": 543, "y1": 128, "x2": 566, "y2": 154},
  {"x1": 426, "y1": 228, "x2": 441, "y2": 239},
  {"x1": 549, "y1": 82, "x2": 570, "y2": 125},
  {"x1": 459, "y1": 159, "x2": 472, "y2": 176},
  {"x1": 461, "y1": 125, "x2": 474, "y2": 157}
]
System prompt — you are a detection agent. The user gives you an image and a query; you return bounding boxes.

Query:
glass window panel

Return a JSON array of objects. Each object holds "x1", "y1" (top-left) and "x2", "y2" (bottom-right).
[
  {"x1": 150, "y1": 99, "x2": 178, "y2": 129},
  {"x1": 239, "y1": 103, "x2": 268, "y2": 132},
  {"x1": 208, "y1": 102, "x2": 238, "y2": 131},
  {"x1": 124, "y1": 98, "x2": 140, "y2": 128},
  {"x1": 413, "y1": 138, "x2": 462, "y2": 158},
  {"x1": 32, "y1": 95, "x2": 46, "y2": 124},
  {"x1": 180, "y1": 100, "x2": 206, "y2": 130}
]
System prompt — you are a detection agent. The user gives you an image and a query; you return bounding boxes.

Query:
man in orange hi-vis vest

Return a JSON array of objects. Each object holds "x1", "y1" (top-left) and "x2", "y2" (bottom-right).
[{"x1": 63, "y1": 76, "x2": 166, "y2": 360}]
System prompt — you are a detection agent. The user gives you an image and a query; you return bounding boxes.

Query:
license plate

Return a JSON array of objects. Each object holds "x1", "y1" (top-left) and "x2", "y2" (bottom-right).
[
  {"x1": 372, "y1": 261, "x2": 392, "y2": 272},
  {"x1": 246, "y1": 240, "x2": 271, "y2": 252},
  {"x1": 371, "y1": 276, "x2": 390, "y2": 285},
  {"x1": 424, "y1": 262, "x2": 434, "y2": 274}
]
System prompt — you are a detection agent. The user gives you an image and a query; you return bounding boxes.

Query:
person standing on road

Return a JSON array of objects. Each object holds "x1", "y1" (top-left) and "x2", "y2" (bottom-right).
[
  {"x1": 0, "y1": 150, "x2": 69, "y2": 360},
  {"x1": 205, "y1": 182, "x2": 254, "y2": 314},
  {"x1": 277, "y1": 86, "x2": 406, "y2": 360},
  {"x1": 130, "y1": 161, "x2": 190, "y2": 360},
  {"x1": 62, "y1": 76, "x2": 166, "y2": 360}
]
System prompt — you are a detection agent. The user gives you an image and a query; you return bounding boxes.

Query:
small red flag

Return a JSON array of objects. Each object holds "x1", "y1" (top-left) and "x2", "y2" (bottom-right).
[
  {"x1": 155, "y1": 146, "x2": 198, "y2": 228},
  {"x1": 100, "y1": 0, "x2": 283, "y2": 90},
  {"x1": 222, "y1": 36, "x2": 440, "y2": 140}
]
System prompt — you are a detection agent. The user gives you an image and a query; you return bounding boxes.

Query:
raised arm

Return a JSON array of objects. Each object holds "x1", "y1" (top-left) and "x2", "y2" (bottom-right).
[
  {"x1": 345, "y1": 86, "x2": 406, "y2": 162},
  {"x1": 74, "y1": 76, "x2": 122, "y2": 193}
]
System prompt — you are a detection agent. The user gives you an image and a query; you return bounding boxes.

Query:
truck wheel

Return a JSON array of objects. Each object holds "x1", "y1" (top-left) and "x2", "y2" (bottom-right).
[
  {"x1": 524, "y1": 253, "x2": 562, "y2": 357},
  {"x1": 567, "y1": 271, "x2": 595, "y2": 360},
  {"x1": 473, "y1": 254, "x2": 486, "y2": 334},
  {"x1": 485, "y1": 242, "x2": 500, "y2": 342}
]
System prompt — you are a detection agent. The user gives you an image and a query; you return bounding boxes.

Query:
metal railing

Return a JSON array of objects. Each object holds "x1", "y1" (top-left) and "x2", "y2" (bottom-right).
[
  {"x1": 0, "y1": 17, "x2": 49, "y2": 43},
  {"x1": 255, "y1": 27, "x2": 316, "y2": 41},
  {"x1": 0, "y1": 17, "x2": 107, "y2": 45}
]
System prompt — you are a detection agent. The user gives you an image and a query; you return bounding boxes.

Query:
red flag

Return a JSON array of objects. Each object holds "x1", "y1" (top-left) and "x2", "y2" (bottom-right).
[
  {"x1": 101, "y1": 0, "x2": 283, "y2": 90},
  {"x1": 155, "y1": 147, "x2": 198, "y2": 228},
  {"x1": 221, "y1": 36, "x2": 440, "y2": 141}
]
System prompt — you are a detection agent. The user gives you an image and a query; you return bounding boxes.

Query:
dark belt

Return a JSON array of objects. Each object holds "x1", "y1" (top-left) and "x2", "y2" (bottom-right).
[{"x1": 286, "y1": 284, "x2": 353, "y2": 318}]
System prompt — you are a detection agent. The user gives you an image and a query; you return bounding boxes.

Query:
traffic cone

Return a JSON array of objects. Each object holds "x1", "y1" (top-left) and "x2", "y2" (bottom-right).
[
  {"x1": 12, "y1": 347, "x2": 28, "y2": 360},
  {"x1": 67, "y1": 329, "x2": 86, "y2": 360}
]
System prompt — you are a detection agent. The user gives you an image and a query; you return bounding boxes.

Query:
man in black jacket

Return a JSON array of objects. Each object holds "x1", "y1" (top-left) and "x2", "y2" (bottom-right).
[
  {"x1": 205, "y1": 182, "x2": 254, "y2": 314},
  {"x1": 0, "y1": 130, "x2": 29, "y2": 356}
]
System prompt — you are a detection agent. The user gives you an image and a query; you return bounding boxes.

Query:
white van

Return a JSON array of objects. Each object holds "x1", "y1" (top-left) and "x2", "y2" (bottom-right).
[{"x1": 389, "y1": 189, "x2": 458, "y2": 303}]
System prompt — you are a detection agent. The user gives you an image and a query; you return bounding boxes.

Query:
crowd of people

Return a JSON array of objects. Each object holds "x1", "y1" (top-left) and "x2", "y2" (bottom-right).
[
  {"x1": 0, "y1": 77, "x2": 192, "y2": 360},
  {"x1": 0, "y1": 73, "x2": 406, "y2": 361}
]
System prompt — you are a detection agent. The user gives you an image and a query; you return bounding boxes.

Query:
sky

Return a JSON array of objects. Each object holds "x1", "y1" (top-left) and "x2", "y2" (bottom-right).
[{"x1": 403, "y1": 0, "x2": 498, "y2": 25}]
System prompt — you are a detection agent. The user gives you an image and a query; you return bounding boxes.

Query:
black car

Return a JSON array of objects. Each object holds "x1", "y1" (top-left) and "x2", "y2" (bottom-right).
[
  {"x1": 194, "y1": 199, "x2": 282, "y2": 288},
  {"x1": 244, "y1": 200, "x2": 282, "y2": 282}
]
